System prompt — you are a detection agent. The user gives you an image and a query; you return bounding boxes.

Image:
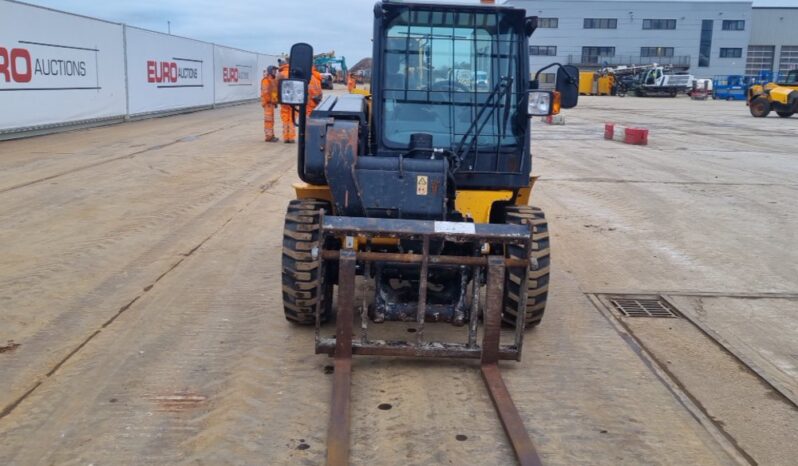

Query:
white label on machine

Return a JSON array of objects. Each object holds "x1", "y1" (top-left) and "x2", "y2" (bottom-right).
[
  {"x1": 416, "y1": 175, "x2": 428, "y2": 195},
  {"x1": 434, "y1": 221, "x2": 476, "y2": 234}
]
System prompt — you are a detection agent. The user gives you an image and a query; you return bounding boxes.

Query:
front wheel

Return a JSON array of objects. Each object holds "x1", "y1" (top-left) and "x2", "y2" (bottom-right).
[
  {"x1": 776, "y1": 111, "x2": 794, "y2": 118},
  {"x1": 282, "y1": 198, "x2": 333, "y2": 325},
  {"x1": 500, "y1": 205, "x2": 550, "y2": 329},
  {"x1": 749, "y1": 96, "x2": 771, "y2": 117}
]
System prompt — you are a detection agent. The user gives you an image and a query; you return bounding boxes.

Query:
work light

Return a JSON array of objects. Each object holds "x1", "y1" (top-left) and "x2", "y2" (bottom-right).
[
  {"x1": 280, "y1": 79, "x2": 307, "y2": 105},
  {"x1": 528, "y1": 91, "x2": 554, "y2": 116}
]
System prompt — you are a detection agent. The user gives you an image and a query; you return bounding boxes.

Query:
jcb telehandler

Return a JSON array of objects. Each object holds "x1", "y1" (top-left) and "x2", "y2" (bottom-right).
[
  {"x1": 748, "y1": 69, "x2": 798, "y2": 118},
  {"x1": 279, "y1": 2, "x2": 578, "y2": 464}
]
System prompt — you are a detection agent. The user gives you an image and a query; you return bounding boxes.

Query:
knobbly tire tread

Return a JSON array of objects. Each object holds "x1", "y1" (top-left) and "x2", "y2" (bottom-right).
[
  {"x1": 749, "y1": 96, "x2": 771, "y2": 118},
  {"x1": 282, "y1": 199, "x2": 332, "y2": 325},
  {"x1": 501, "y1": 205, "x2": 550, "y2": 329}
]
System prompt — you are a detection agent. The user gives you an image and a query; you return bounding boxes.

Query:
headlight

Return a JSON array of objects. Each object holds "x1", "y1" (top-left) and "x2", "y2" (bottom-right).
[
  {"x1": 528, "y1": 91, "x2": 553, "y2": 116},
  {"x1": 280, "y1": 79, "x2": 307, "y2": 105}
]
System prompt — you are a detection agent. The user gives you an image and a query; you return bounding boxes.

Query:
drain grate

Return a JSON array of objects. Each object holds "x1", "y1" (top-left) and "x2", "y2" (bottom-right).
[{"x1": 609, "y1": 296, "x2": 679, "y2": 318}]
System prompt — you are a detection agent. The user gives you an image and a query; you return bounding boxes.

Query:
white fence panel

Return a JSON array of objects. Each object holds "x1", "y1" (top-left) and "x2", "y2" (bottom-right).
[
  {"x1": 0, "y1": 1, "x2": 126, "y2": 132},
  {"x1": 125, "y1": 27, "x2": 214, "y2": 115},
  {"x1": 213, "y1": 45, "x2": 258, "y2": 104},
  {"x1": 256, "y1": 53, "x2": 281, "y2": 86}
]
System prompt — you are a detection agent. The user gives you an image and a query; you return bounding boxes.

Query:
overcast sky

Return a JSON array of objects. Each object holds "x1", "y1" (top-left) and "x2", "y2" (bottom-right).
[{"x1": 27, "y1": 0, "x2": 798, "y2": 63}]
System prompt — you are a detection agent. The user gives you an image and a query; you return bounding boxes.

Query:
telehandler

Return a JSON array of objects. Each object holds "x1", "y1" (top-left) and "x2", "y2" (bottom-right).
[
  {"x1": 278, "y1": 2, "x2": 578, "y2": 464},
  {"x1": 748, "y1": 69, "x2": 798, "y2": 118}
]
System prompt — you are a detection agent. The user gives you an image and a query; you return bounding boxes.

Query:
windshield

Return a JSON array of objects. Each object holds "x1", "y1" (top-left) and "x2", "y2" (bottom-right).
[{"x1": 381, "y1": 9, "x2": 522, "y2": 150}]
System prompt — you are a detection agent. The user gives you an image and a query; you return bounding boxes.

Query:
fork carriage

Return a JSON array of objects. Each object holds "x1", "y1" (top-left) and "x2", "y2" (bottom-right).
[{"x1": 316, "y1": 213, "x2": 542, "y2": 466}]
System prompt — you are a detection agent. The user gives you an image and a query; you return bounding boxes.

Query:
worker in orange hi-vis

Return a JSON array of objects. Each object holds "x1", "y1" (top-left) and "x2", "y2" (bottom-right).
[
  {"x1": 347, "y1": 73, "x2": 357, "y2": 93},
  {"x1": 260, "y1": 67, "x2": 279, "y2": 142},
  {"x1": 307, "y1": 66, "x2": 323, "y2": 116},
  {"x1": 278, "y1": 61, "x2": 296, "y2": 144}
]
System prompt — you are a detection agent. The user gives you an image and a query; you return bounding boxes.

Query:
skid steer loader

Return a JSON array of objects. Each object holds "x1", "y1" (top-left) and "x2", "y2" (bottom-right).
[{"x1": 279, "y1": 2, "x2": 578, "y2": 464}]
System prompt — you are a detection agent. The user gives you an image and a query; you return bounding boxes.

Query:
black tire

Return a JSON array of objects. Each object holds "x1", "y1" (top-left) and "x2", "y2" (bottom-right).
[
  {"x1": 749, "y1": 96, "x2": 771, "y2": 117},
  {"x1": 776, "y1": 111, "x2": 794, "y2": 118},
  {"x1": 501, "y1": 205, "x2": 550, "y2": 329},
  {"x1": 282, "y1": 198, "x2": 333, "y2": 325}
]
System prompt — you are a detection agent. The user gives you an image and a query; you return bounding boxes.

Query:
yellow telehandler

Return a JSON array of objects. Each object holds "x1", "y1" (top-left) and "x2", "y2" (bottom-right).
[{"x1": 748, "y1": 70, "x2": 798, "y2": 118}]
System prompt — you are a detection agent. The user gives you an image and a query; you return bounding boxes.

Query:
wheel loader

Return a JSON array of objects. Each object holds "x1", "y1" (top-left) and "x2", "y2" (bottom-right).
[
  {"x1": 748, "y1": 69, "x2": 798, "y2": 118},
  {"x1": 278, "y1": 2, "x2": 578, "y2": 464}
]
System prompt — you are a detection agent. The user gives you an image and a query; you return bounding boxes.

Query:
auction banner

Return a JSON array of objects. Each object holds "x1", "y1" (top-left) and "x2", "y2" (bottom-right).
[
  {"x1": 125, "y1": 27, "x2": 214, "y2": 115},
  {"x1": 213, "y1": 45, "x2": 258, "y2": 104},
  {"x1": 0, "y1": 1, "x2": 126, "y2": 132}
]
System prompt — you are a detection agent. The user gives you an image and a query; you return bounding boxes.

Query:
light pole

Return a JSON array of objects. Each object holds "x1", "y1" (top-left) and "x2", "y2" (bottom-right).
[{"x1": 167, "y1": 21, "x2": 171, "y2": 34}]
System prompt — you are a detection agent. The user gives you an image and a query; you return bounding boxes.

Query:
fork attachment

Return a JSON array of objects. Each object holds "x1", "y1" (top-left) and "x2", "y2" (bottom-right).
[{"x1": 316, "y1": 214, "x2": 542, "y2": 466}]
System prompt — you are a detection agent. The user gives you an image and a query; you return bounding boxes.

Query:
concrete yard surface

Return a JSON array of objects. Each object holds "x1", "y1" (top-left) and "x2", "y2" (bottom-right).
[{"x1": 0, "y1": 95, "x2": 796, "y2": 465}]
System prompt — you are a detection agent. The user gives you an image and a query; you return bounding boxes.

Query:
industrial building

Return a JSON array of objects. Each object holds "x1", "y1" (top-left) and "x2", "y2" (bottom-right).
[
  {"x1": 748, "y1": 7, "x2": 798, "y2": 76},
  {"x1": 505, "y1": 0, "x2": 797, "y2": 80}
]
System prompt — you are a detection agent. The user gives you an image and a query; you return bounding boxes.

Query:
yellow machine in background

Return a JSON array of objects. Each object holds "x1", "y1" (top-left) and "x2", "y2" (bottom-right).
[
  {"x1": 579, "y1": 71, "x2": 595, "y2": 95},
  {"x1": 748, "y1": 70, "x2": 798, "y2": 118},
  {"x1": 579, "y1": 71, "x2": 614, "y2": 96}
]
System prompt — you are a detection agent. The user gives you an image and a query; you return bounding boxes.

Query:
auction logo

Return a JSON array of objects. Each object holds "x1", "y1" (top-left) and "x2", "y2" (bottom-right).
[
  {"x1": 0, "y1": 40, "x2": 99, "y2": 91},
  {"x1": 222, "y1": 64, "x2": 252, "y2": 85},
  {"x1": 146, "y1": 57, "x2": 203, "y2": 88}
]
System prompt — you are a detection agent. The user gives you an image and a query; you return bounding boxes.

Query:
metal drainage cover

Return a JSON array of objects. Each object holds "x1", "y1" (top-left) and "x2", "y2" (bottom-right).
[{"x1": 609, "y1": 296, "x2": 679, "y2": 318}]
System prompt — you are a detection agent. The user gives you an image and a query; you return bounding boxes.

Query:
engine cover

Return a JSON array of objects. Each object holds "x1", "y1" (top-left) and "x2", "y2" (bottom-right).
[{"x1": 355, "y1": 156, "x2": 446, "y2": 220}]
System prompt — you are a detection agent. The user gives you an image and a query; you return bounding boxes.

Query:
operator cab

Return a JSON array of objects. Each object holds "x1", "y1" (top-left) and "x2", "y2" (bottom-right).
[
  {"x1": 278, "y1": 1, "x2": 579, "y2": 218},
  {"x1": 781, "y1": 70, "x2": 798, "y2": 85}
]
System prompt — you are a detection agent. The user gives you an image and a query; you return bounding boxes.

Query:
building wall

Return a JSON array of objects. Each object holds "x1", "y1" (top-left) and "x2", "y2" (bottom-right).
[
  {"x1": 506, "y1": 0, "x2": 752, "y2": 80},
  {"x1": 748, "y1": 8, "x2": 798, "y2": 76}
]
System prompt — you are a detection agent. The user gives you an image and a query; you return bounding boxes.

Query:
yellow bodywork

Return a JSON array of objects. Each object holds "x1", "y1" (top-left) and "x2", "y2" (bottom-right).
[
  {"x1": 748, "y1": 82, "x2": 798, "y2": 105},
  {"x1": 770, "y1": 86, "x2": 795, "y2": 105},
  {"x1": 293, "y1": 182, "x2": 332, "y2": 202},
  {"x1": 293, "y1": 176, "x2": 536, "y2": 224},
  {"x1": 454, "y1": 190, "x2": 512, "y2": 222}
]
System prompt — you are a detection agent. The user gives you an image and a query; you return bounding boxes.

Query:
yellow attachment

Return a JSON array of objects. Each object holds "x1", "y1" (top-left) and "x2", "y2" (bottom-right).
[{"x1": 455, "y1": 190, "x2": 513, "y2": 223}]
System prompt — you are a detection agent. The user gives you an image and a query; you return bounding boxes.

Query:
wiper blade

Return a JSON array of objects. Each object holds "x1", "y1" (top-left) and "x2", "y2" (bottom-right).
[{"x1": 451, "y1": 76, "x2": 513, "y2": 172}]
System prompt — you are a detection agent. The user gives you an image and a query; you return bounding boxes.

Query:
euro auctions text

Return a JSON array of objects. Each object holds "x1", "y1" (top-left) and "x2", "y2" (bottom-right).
[{"x1": 1, "y1": 46, "x2": 87, "y2": 83}]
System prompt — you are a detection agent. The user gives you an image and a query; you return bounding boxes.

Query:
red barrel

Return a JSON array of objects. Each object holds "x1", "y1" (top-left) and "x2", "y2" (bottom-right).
[
  {"x1": 624, "y1": 127, "x2": 649, "y2": 145},
  {"x1": 604, "y1": 123, "x2": 614, "y2": 140}
]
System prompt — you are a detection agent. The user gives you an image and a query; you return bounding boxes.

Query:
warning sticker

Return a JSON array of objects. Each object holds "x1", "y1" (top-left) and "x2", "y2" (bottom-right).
[
  {"x1": 416, "y1": 175, "x2": 428, "y2": 195},
  {"x1": 434, "y1": 221, "x2": 476, "y2": 234}
]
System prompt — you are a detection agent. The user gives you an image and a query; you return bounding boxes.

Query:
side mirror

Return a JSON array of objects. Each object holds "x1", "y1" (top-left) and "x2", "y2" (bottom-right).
[
  {"x1": 556, "y1": 65, "x2": 579, "y2": 108},
  {"x1": 278, "y1": 42, "x2": 314, "y2": 105}
]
